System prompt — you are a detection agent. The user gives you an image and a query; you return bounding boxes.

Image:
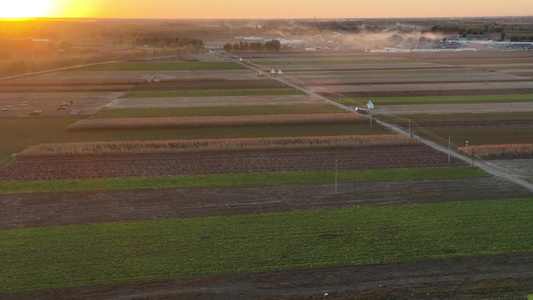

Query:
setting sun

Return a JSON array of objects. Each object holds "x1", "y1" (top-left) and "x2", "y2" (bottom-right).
[{"x1": 0, "y1": 0, "x2": 55, "y2": 18}]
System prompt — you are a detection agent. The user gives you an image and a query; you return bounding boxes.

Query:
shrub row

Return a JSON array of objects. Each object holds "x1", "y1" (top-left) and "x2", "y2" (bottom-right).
[
  {"x1": 459, "y1": 143, "x2": 533, "y2": 159},
  {"x1": 19, "y1": 134, "x2": 420, "y2": 157}
]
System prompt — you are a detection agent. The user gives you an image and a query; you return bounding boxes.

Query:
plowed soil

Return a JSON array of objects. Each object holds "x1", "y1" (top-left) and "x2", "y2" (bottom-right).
[{"x1": 0, "y1": 146, "x2": 465, "y2": 181}]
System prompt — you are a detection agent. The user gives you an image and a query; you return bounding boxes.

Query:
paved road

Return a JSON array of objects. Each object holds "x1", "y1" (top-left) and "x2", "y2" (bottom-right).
[{"x1": 217, "y1": 51, "x2": 533, "y2": 192}]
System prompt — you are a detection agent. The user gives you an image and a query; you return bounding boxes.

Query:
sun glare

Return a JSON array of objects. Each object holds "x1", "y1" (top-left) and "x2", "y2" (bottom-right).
[{"x1": 0, "y1": 0, "x2": 55, "y2": 18}]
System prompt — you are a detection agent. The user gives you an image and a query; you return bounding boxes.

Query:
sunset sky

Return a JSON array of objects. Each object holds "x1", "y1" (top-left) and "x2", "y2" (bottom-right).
[{"x1": 2, "y1": 0, "x2": 532, "y2": 19}]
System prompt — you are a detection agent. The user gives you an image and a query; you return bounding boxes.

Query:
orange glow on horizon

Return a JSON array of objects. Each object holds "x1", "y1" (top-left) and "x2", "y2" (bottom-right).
[
  {"x1": 3, "y1": 0, "x2": 532, "y2": 19},
  {"x1": 0, "y1": 0, "x2": 56, "y2": 18}
]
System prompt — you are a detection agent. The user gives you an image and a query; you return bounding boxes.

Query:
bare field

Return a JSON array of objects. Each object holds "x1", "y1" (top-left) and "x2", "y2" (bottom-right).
[
  {"x1": 0, "y1": 146, "x2": 464, "y2": 181},
  {"x1": 106, "y1": 94, "x2": 321, "y2": 108},
  {"x1": 489, "y1": 158, "x2": 533, "y2": 181}
]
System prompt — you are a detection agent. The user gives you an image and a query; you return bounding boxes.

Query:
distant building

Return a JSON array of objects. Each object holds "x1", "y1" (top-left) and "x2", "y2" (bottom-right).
[{"x1": 205, "y1": 44, "x2": 224, "y2": 50}]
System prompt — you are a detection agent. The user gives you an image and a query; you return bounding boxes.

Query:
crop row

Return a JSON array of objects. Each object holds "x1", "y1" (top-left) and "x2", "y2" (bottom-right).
[
  {"x1": 67, "y1": 113, "x2": 366, "y2": 131},
  {"x1": 1, "y1": 198, "x2": 531, "y2": 292},
  {"x1": 338, "y1": 94, "x2": 533, "y2": 105},
  {"x1": 0, "y1": 166, "x2": 487, "y2": 195},
  {"x1": 459, "y1": 143, "x2": 533, "y2": 159},
  {"x1": 19, "y1": 134, "x2": 419, "y2": 157}
]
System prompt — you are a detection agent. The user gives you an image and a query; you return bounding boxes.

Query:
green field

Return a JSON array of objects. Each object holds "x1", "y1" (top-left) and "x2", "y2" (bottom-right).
[
  {"x1": 0, "y1": 166, "x2": 487, "y2": 194},
  {"x1": 49, "y1": 123, "x2": 389, "y2": 143},
  {"x1": 77, "y1": 62, "x2": 246, "y2": 71},
  {"x1": 338, "y1": 94, "x2": 533, "y2": 105},
  {"x1": 0, "y1": 118, "x2": 79, "y2": 166},
  {"x1": 94, "y1": 104, "x2": 343, "y2": 118},
  {"x1": 125, "y1": 88, "x2": 299, "y2": 98},
  {"x1": 2, "y1": 198, "x2": 531, "y2": 292}
]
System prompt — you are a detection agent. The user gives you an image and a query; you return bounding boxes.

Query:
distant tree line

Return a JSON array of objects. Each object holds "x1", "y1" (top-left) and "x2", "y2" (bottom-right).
[
  {"x1": 223, "y1": 40, "x2": 281, "y2": 52},
  {"x1": 509, "y1": 35, "x2": 533, "y2": 42},
  {"x1": 431, "y1": 24, "x2": 505, "y2": 35},
  {"x1": 132, "y1": 36, "x2": 204, "y2": 49}
]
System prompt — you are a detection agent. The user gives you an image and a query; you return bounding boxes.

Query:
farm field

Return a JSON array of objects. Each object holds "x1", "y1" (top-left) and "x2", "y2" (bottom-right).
[
  {"x1": 1, "y1": 199, "x2": 531, "y2": 294},
  {"x1": 1, "y1": 50, "x2": 533, "y2": 299}
]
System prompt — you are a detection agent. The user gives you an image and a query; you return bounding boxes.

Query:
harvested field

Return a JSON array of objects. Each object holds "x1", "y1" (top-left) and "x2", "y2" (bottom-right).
[
  {"x1": 0, "y1": 85, "x2": 135, "y2": 93},
  {"x1": 105, "y1": 94, "x2": 322, "y2": 109},
  {"x1": 18, "y1": 135, "x2": 415, "y2": 157},
  {"x1": 0, "y1": 92, "x2": 126, "y2": 117},
  {"x1": 0, "y1": 146, "x2": 466, "y2": 181},
  {"x1": 459, "y1": 143, "x2": 533, "y2": 160}
]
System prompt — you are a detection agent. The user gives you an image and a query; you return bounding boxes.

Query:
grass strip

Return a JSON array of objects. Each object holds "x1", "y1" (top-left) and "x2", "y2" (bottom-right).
[
  {"x1": 255, "y1": 59, "x2": 418, "y2": 66},
  {"x1": 0, "y1": 166, "x2": 488, "y2": 194},
  {"x1": 125, "y1": 88, "x2": 299, "y2": 98},
  {"x1": 77, "y1": 62, "x2": 246, "y2": 71},
  {"x1": 95, "y1": 104, "x2": 342, "y2": 118},
  {"x1": 1, "y1": 198, "x2": 531, "y2": 292},
  {"x1": 290, "y1": 69, "x2": 466, "y2": 76},
  {"x1": 337, "y1": 94, "x2": 533, "y2": 105}
]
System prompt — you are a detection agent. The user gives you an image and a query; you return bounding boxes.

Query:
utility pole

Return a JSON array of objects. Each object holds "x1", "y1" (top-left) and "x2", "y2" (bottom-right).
[
  {"x1": 334, "y1": 159, "x2": 338, "y2": 196},
  {"x1": 448, "y1": 136, "x2": 451, "y2": 162}
]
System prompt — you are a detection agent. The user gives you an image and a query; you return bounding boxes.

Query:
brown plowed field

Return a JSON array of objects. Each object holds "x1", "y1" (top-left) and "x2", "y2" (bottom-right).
[{"x1": 0, "y1": 146, "x2": 465, "y2": 181}]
